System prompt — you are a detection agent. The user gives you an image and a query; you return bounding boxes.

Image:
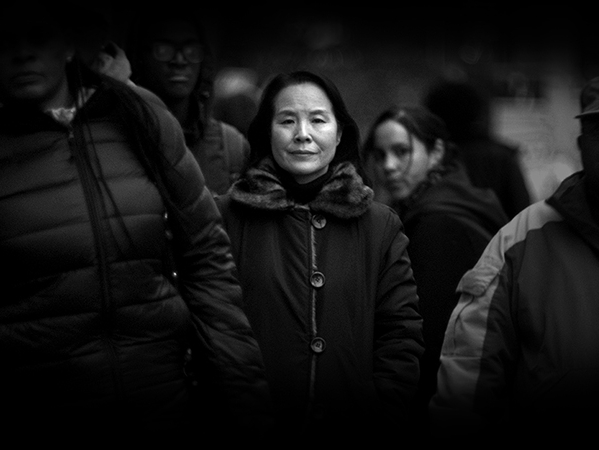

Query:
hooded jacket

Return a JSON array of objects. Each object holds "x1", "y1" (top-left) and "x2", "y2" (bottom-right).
[
  {"x1": 0, "y1": 80, "x2": 271, "y2": 440},
  {"x1": 430, "y1": 171, "x2": 599, "y2": 438},
  {"x1": 215, "y1": 158, "x2": 424, "y2": 442},
  {"x1": 396, "y1": 162, "x2": 508, "y2": 421}
]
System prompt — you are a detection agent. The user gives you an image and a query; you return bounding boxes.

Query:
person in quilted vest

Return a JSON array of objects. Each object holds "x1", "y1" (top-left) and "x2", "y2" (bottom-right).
[{"x1": 0, "y1": 0, "x2": 272, "y2": 444}]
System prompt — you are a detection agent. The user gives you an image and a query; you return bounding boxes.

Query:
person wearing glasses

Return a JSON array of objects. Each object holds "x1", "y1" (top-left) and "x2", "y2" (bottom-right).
[
  {"x1": 127, "y1": 5, "x2": 250, "y2": 196},
  {"x1": 362, "y1": 104, "x2": 508, "y2": 434}
]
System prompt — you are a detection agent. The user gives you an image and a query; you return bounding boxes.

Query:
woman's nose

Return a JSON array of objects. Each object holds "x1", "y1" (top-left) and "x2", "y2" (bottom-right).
[
  {"x1": 383, "y1": 152, "x2": 401, "y2": 171},
  {"x1": 294, "y1": 121, "x2": 312, "y2": 142}
]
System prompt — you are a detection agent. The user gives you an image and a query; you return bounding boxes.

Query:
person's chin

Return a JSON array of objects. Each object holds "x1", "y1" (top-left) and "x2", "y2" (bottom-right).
[
  {"x1": 8, "y1": 84, "x2": 47, "y2": 103},
  {"x1": 389, "y1": 187, "x2": 410, "y2": 202},
  {"x1": 164, "y1": 82, "x2": 194, "y2": 98}
]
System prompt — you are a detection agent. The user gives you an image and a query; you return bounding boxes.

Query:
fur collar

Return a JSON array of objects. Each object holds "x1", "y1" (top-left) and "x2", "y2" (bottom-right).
[{"x1": 229, "y1": 158, "x2": 374, "y2": 219}]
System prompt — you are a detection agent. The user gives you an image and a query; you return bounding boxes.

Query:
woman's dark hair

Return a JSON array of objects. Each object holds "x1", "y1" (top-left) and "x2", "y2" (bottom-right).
[
  {"x1": 246, "y1": 70, "x2": 367, "y2": 180},
  {"x1": 126, "y1": 6, "x2": 216, "y2": 133},
  {"x1": 362, "y1": 104, "x2": 458, "y2": 165}
]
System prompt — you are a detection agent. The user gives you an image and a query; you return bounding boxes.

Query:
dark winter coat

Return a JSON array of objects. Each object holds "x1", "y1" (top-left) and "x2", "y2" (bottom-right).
[
  {"x1": 0, "y1": 81, "x2": 271, "y2": 440},
  {"x1": 431, "y1": 171, "x2": 599, "y2": 439},
  {"x1": 397, "y1": 163, "x2": 508, "y2": 421},
  {"x1": 215, "y1": 157, "x2": 424, "y2": 443}
]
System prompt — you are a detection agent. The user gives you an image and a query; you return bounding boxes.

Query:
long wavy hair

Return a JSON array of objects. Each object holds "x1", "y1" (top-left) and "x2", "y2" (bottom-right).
[
  {"x1": 66, "y1": 60, "x2": 191, "y2": 248},
  {"x1": 246, "y1": 70, "x2": 369, "y2": 183}
]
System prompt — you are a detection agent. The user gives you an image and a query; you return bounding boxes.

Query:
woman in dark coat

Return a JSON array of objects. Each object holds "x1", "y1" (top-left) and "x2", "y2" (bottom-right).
[
  {"x1": 362, "y1": 104, "x2": 509, "y2": 434},
  {"x1": 0, "y1": 1, "x2": 271, "y2": 443},
  {"x1": 215, "y1": 71, "x2": 424, "y2": 444}
]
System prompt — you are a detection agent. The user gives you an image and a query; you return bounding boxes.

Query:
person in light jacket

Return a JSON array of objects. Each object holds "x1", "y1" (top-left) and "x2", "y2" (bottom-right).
[
  {"x1": 429, "y1": 76, "x2": 599, "y2": 443},
  {"x1": 215, "y1": 70, "x2": 424, "y2": 445}
]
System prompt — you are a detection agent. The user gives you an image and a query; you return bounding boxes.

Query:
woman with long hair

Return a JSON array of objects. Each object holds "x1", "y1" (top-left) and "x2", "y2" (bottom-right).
[{"x1": 362, "y1": 104, "x2": 508, "y2": 433}]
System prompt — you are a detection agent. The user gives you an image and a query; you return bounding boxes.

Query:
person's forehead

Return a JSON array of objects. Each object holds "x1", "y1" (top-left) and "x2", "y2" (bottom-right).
[
  {"x1": 375, "y1": 120, "x2": 409, "y2": 142},
  {"x1": 0, "y1": 2, "x2": 70, "y2": 38},
  {"x1": 275, "y1": 83, "x2": 332, "y2": 111}
]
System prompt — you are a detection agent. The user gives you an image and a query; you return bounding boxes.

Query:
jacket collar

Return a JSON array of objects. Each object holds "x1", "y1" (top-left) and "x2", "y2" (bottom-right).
[
  {"x1": 229, "y1": 157, "x2": 374, "y2": 219},
  {"x1": 546, "y1": 170, "x2": 599, "y2": 252}
]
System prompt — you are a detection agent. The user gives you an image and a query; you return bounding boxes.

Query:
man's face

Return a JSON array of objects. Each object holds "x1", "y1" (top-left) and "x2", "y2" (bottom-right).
[
  {"x1": 0, "y1": 16, "x2": 73, "y2": 110},
  {"x1": 139, "y1": 19, "x2": 202, "y2": 103}
]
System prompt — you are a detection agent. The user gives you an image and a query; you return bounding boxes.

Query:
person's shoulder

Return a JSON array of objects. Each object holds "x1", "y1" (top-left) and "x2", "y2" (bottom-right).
[
  {"x1": 483, "y1": 136, "x2": 520, "y2": 157},
  {"x1": 461, "y1": 135, "x2": 519, "y2": 156},
  {"x1": 219, "y1": 120, "x2": 249, "y2": 149},
  {"x1": 364, "y1": 200, "x2": 403, "y2": 228},
  {"x1": 130, "y1": 84, "x2": 169, "y2": 111},
  {"x1": 220, "y1": 120, "x2": 245, "y2": 137},
  {"x1": 127, "y1": 84, "x2": 182, "y2": 133},
  {"x1": 369, "y1": 199, "x2": 399, "y2": 216}
]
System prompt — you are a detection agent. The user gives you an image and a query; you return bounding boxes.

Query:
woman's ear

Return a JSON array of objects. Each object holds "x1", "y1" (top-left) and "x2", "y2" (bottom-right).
[
  {"x1": 429, "y1": 138, "x2": 445, "y2": 168},
  {"x1": 336, "y1": 129, "x2": 343, "y2": 146}
]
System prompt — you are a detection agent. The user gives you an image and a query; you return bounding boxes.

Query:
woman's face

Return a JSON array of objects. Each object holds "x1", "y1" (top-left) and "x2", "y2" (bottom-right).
[
  {"x1": 0, "y1": 17, "x2": 73, "y2": 110},
  {"x1": 139, "y1": 19, "x2": 202, "y2": 103},
  {"x1": 271, "y1": 82, "x2": 341, "y2": 184},
  {"x1": 372, "y1": 119, "x2": 441, "y2": 201}
]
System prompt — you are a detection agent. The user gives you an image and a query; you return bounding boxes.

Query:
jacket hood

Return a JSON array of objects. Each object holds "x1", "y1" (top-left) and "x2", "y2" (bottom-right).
[
  {"x1": 403, "y1": 163, "x2": 509, "y2": 237},
  {"x1": 229, "y1": 157, "x2": 374, "y2": 219},
  {"x1": 546, "y1": 170, "x2": 599, "y2": 253}
]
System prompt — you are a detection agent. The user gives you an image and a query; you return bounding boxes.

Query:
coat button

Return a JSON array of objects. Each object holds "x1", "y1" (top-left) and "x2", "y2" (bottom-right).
[
  {"x1": 310, "y1": 337, "x2": 326, "y2": 354},
  {"x1": 311, "y1": 214, "x2": 326, "y2": 229},
  {"x1": 310, "y1": 271, "x2": 325, "y2": 288}
]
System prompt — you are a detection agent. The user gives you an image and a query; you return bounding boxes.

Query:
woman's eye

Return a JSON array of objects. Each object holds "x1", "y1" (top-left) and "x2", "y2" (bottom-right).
[{"x1": 393, "y1": 146, "x2": 411, "y2": 158}]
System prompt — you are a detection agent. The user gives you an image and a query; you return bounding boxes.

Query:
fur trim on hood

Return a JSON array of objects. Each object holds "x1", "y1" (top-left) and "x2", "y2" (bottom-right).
[{"x1": 229, "y1": 158, "x2": 374, "y2": 219}]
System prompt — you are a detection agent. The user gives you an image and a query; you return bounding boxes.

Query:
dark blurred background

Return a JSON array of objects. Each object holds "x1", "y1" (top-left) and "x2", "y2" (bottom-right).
[{"x1": 100, "y1": 4, "x2": 599, "y2": 202}]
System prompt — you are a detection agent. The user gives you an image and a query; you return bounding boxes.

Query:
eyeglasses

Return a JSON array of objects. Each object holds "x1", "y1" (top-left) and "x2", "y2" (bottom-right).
[{"x1": 151, "y1": 42, "x2": 203, "y2": 64}]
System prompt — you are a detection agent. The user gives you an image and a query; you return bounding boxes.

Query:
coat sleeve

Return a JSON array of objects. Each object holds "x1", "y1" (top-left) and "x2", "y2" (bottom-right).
[
  {"x1": 428, "y1": 230, "x2": 518, "y2": 436},
  {"x1": 373, "y1": 209, "x2": 425, "y2": 423},
  {"x1": 153, "y1": 107, "x2": 273, "y2": 436},
  {"x1": 407, "y1": 213, "x2": 494, "y2": 409}
]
